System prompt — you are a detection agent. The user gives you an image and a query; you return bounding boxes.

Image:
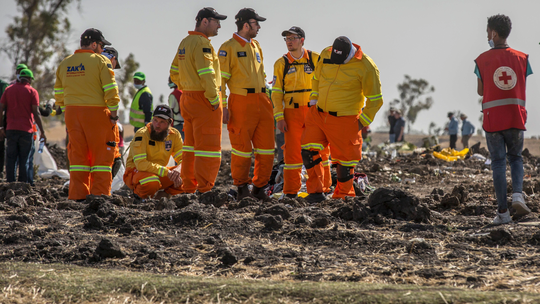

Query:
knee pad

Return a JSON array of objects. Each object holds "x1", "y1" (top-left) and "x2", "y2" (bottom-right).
[
  {"x1": 301, "y1": 149, "x2": 322, "y2": 169},
  {"x1": 336, "y1": 164, "x2": 354, "y2": 183}
]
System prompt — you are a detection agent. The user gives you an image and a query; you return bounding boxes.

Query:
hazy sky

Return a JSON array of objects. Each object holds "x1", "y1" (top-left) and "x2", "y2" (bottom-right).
[{"x1": 1, "y1": 0, "x2": 539, "y2": 136}]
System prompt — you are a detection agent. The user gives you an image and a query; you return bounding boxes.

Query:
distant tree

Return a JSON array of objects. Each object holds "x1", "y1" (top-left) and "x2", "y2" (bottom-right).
[
  {"x1": 115, "y1": 53, "x2": 139, "y2": 109},
  {"x1": 390, "y1": 75, "x2": 434, "y2": 133},
  {"x1": 1, "y1": 0, "x2": 80, "y2": 100},
  {"x1": 428, "y1": 122, "x2": 443, "y2": 136}
]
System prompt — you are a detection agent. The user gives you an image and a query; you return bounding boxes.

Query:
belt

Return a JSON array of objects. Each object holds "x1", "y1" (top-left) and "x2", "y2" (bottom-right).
[
  {"x1": 245, "y1": 88, "x2": 266, "y2": 94},
  {"x1": 317, "y1": 106, "x2": 337, "y2": 117},
  {"x1": 284, "y1": 89, "x2": 312, "y2": 94}
]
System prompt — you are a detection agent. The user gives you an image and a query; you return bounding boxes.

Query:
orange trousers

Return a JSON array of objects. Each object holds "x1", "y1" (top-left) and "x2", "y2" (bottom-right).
[
  {"x1": 123, "y1": 166, "x2": 183, "y2": 199},
  {"x1": 301, "y1": 106, "x2": 362, "y2": 199},
  {"x1": 65, "y1": 106, "x2": 116, "y2": 200},
  {"x1": 228, "y1": 93, "x2": 275, "y2": 188},
  {"x1": 180, "y1": 91, "x2": 222, "y2": 193},
  {"x1": 282, "y1": 106, "x2": 331, "y2": 194}
]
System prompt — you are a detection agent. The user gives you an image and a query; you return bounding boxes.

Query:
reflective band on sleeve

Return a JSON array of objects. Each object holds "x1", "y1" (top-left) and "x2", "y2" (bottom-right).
[
  {"x1": 254, "y1": 148, "x2": 274, "y2": 155},
  {"x1": 102, "y1": 83, "x2": 118, "y2": 92},
  {"x1": 360, "y1": 113, "x2": 372, "y2": 125},
  {"x1": 313, "y1": 75, "x2": 318, "y2": 81},
  {"x1": 194, "y1": 150, "x2": 221, "y2": 158},
  {"x1": 108, "y1": 104, "x2": 119, "y2": 111},
  {"x1": 274, "y1": 112, "x2": 284, "y2": 120},
  {"x1": 170, "y1": 65, "x2": 179, "y2": 72},
  {"x1": 173, "y1": 150, "x2": 182, "y2": 160},
  {"x1": 482, "y1": 98, "x2": 526, "y2": 110},
  {"x1": 272, "y1": 87, "x2": 283, "y2": 94},
  {"x1": 221, "y1": 71, "x2": 231, "y2": 79},
  {"x1": 60, "y1": 106, "x2": 66, "y2": 111},
  {"x1": 284, "y1": 163, "x2": 303, "y2": 170},
  {"x1": 300, "y1": 143, "x2": 324, "y2": 151},
  {"x1": 197, "y1": 67, "x2": 214, "y2": 76},
  {"x1": 183, "y1": 146, "x2": 194, "y2": 153},
  {"x1": 209, "y1": 96, "x2": 220, "y2": 105},
  {"x1": 322, "y1": 160, "x2": 331, "y2": 167},
  {"x1": 140, "y1": 176, "x2": 160, "y2": 185},
  {"x1": 69, "y1": 165, "x2": 91, "y2": 172},
  {"x1": 334, "y1": 159, "x2": 359, "y2": 167},
  {"x1": 91, "y1": 166, "x2": 112, "y2": 172},
  {"x1": 133, "y1": 153, "x2": 147, "y2": 162},
  {"x1": 366, "y1": 94, "x2": 383, "y2": 101},
  {"x1": 231, "y1": 148, "x2": 252, "y2": 158},
  {"x1": 54, "y1": 88, "x2": 64, "y2": 95},
  {"x1": 158, "y1": 166, "x2": 167, "y2": 177}
]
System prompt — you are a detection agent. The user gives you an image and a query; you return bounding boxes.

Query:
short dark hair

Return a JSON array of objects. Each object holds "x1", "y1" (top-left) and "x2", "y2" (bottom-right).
[
  {"x1": 195, "y1": 18, "x2": 204, "y2": 28},
  {"x1": 80, "y1": 39, "x2": 93, "y2": 47},
  {"x1": 487, "y1": 14, "x2": 512, "y2": 39},
  {"x1": 236, "y1": 20, "x2": 248, "y2": 32}
]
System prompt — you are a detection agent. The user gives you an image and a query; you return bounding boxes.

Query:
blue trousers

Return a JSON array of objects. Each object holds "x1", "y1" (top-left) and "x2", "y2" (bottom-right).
[{"x1": 6, "y1": 130, "x2": 33, "y2": 183}]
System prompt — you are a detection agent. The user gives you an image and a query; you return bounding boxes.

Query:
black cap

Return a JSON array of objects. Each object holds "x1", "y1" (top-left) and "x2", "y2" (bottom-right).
[
  {"x1": 102, "y1": 47, "x2": 121, "y2": 69},
  {"x1": 330, "y1": 36, "x2": 352, "y2": 64},
  {"x1": 235, "y1": 8, "x2": 266, "y2": 22},
  {"x1": 153, "y1": 104, "x2": 173, "y2": 121},
  {"x1": 281, "y1": 26, "x2": 305, "y2": 38},
  {"x1": 81, "y1": 28, "x2": 111, "y2": 45},
  {"x1": 196, "y1": 7, "x2": 227, "y2": 21}
]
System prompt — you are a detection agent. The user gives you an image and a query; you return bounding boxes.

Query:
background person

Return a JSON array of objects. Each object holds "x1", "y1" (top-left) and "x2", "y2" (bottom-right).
[
  {"x1": 168, "y1": 77, "x2": 184, "y2": 140},
  {"x1": 446, "y1": 112, "x2": 458, "y2": 149},
  {"x1": 130, "y1": 72, "x2": 153, "y2": 133},
  {"x1": 388, "y1": 107, "x2": 397, "y2": 143},
  {"x1": 460, "y1": 113, "x2": 475, "y2": 149},
  {"x1": 394, "y1": 110, "x2": 405, "y2": 142}
]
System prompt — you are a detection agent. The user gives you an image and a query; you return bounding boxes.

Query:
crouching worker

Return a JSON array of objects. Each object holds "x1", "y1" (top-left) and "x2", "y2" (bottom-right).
[{"x1": 124, "y1": 105, "x2": 183, "y2": 199}]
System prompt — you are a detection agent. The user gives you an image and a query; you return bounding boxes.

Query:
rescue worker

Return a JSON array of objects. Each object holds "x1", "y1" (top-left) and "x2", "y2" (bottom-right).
[
  {"x1": 9, "y1": 64, "x2": 29, "y2": 86},
  {"x1": 169, "y1": 7, "x2": 226, "y2": 194},
  {"x1": 130, "y1": 72, "x2": 153, "y2": 133},
  {"x1": 301, "y1": 36, "x2": 383, "y2": 203},
  {"x1": 168, "y1": 77, "x2": 184, "y2": 140},
  {"x1": 219, "y1": 8, "x2": 274, "y2": 201},
  {"x1": 54, "y1": 28, "x2": 120, "y2": 201},
  {"x1": 102, "y1": 46, "x2": 123, "y2": 177},
  {"x1": 271, "y1": 26, "x2": 332, "y2": 199},
  {"x1": 123, "y1": 105, "x2": 183, "y2": 199}
]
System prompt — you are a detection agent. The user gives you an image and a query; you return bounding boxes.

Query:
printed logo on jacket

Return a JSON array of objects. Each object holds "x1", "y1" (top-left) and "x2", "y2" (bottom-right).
[
  {"x1": 493, "y1": 66, "x2": 517, "y2": 90},
  {"x1": 178, "y1": 48, "x2": 186, "y2": 60},
  {"x1": 67, "y1": 63, "x2": 85, "y2": 77}
]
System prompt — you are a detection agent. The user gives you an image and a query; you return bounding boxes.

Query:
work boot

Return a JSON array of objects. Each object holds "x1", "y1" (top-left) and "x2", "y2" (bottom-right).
[
  {"x1": 237, "y1": 184, "x2": 253, "y2": 200},
  {"x1": 284, "y1": 193, "x2": 298, "y2": 199},
  {"x1": 512, "y1": 193, "x2": 531, "y2": 216},
  {"x1": 305, "y1": 193, "x2": 328, "y2": 204},
  {"x1": 253, "y1": 186, "x2": 271, "y2": 202}
]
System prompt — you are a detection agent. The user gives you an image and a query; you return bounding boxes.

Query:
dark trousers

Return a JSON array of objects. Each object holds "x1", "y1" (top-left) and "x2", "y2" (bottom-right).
[
  {"x1": 6, "y1": 130, "x2": 33, "y2": 183},
  {"x1": 0, "y1": 137, "x2": 5, "y2": 173},
  {"x1": 449, "y1": 134, "x2": 457, "y2": 149}
]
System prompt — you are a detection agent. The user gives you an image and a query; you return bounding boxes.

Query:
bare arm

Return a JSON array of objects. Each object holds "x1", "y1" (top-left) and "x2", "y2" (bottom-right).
[{"x1": 477, "y1": 78, "x2": 483, "y2": 96}]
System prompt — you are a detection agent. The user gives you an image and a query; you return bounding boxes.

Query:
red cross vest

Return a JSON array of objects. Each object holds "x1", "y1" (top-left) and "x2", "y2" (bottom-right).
[{"x1": 475, "y1": 48, "x2": 528, "y2": 132}]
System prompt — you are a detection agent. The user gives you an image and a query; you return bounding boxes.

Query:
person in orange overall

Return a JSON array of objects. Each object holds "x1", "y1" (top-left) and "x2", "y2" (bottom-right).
[
  {"x1": 271, "y1": 26, "x2": 332, "y2": 199},
  {"x1": 219, "y1": 8, "x2": 274, "y2": 201},
  {"x1": 169, "y1": 7, "x2": 227, "y2": 194},
  {"x1": 54, "y1": 28, "x2": 120, "y2": 201},
  {"x1": 301, "y1": 36, "x2": 383, "y2": 203},
  {"x1": 123, "y1": 105, "x2": 183, "y2": 199}
]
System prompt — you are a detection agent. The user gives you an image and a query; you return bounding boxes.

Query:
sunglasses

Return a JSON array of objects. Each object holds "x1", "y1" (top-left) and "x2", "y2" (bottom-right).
[{"x1": 284, "y1": 36, "x2": 301, "y2": 42}]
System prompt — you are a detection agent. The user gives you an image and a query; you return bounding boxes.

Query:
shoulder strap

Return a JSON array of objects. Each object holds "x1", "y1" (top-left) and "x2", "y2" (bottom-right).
[
  {"x1": 282, "y1": 55, "x2": 290, "y2": 89},
  {"x1": 307, "y1": 50, "x2": 315, "y2": 71}
]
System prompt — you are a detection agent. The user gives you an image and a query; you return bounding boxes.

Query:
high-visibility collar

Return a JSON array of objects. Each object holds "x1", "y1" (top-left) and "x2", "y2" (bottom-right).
[
  {"x1": 286, "y1": 48, "x2": 308, "y2": 64},
  {"x1": 233, "y1": 33, "x2": 254, "y2": 47},
  {"x1": 188, "y1": 31, "x2": 209, "y2": 40},
  {"x1": 74, "y1": 49, "x2": 95, "y2": 54}
]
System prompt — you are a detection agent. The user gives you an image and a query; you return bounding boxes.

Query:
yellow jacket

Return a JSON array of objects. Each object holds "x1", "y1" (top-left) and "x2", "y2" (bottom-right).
[
  {"x1": 54, "y1": 49, "x2": 120, "y2": 111},
  {"x1": 218, "y1": 34, "x2": 266, "y2": 105},
  {"x1": 170, "y1": 31, "x2": 221, "y2": 106},
  {"x1": 311, "y1": 44, "x2": 383, "y2": 126},
  {"x1": 271, "y1": 49, "x2": 319, "y2": 121},
  {"x1": 126, "y1": 123, "x2": 183, "y2": 177}
]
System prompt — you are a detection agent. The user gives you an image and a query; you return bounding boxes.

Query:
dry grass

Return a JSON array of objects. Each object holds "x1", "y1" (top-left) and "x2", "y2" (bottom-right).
[{"x1": 1, "y1": 262, "x2": 539, "y2": 303}]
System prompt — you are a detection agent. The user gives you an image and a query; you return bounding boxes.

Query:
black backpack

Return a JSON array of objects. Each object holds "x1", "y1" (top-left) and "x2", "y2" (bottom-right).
[{"x1": 281, "y1": 50, "x2": 315, "y2": 92}]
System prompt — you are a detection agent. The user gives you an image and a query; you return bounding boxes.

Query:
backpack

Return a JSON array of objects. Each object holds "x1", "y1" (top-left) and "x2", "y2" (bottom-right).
[{"x1": 281, "y1": 50, "x2": 315, "y2": 92}]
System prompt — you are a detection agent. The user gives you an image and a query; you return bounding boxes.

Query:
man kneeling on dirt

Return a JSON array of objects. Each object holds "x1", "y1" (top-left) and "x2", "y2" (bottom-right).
[{"x1": 124, "y1": 105, "x2": 183, "y2": 199}]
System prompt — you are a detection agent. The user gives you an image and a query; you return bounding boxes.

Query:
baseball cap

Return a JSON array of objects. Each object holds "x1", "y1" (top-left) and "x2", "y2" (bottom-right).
[
  {"x1": 19, "y1": 69, "x2": 34, "y2": 80},
  {"x1": 330, "y1": 36, "x2": 352, "y2": 64},
  {"x1": 81, "y1": 28, "x2": 111, "y2": 46},
  {"x1": 133, "y1": 72, "x2": 146, "y2": 81},
  {"x1": 16, "y1": 64, "x2": 28, "y2": 71},
  {"x1": 153, "y1": 105, "x2": 173, "y2": 121},
  {"x1": 281, "y1": 26, "x2": 305, "y2": 38},
  {"x1": 196, "y1": 7, "x2": 227, "y2": 21},
  {"x1": 102, "y1": 47, "x2": 121, "y2": 69},
  {"x1": 235, "y1": 8, "x2": 266, "y2": 22},
  {"x1": 447, "y1": 112, "x2": 454, "y2": 117}
]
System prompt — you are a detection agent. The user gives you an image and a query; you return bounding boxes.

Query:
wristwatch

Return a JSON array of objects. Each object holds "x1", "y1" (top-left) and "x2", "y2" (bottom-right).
[{"x1": 110, "y1": 115, "x2": 119, "y2": 121}]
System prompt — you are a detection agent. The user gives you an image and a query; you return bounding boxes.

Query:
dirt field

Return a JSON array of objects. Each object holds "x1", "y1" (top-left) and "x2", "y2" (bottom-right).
[{"x1": 1, "y1": 140, "x2": 540, "y2": 294}]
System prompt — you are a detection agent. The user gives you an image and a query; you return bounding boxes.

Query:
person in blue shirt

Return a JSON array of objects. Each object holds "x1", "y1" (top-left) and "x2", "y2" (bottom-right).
[
  {"x1": 445, "y1": 112, "x2": 458, "y2": 149},
  {"x1": 460, "y1": 114, "x2": 475, "y2": 149}
]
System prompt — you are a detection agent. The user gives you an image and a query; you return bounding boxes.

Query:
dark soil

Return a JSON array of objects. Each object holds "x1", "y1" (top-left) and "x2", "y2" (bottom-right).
[{"x1": 2, "y1": 149, "x2": 540, "y2": 292}]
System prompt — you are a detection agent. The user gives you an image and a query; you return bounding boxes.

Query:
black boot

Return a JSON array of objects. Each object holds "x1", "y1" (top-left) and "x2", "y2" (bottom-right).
[
  {"x1": 253, "y1": 186, "x2": 271, "y2": 202},
  {"x1": 305, "y1": 193, "x2": 328, "y2": 204},
  {"x1": 237, "y1": 184, "x2": 253, "y2": 200},
  {"x1": 284, "y1": 193, "x2": 298, "y2": 199}
]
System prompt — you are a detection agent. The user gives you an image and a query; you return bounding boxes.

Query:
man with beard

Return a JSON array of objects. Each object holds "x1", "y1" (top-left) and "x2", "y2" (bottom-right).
[
  {"x1": 170, "y1": 7, "x2": 226, "y2": 194},
  {"x1": 123, "y1": 105, "x2": 183, "y2": 199},
  {"x1": 219, "y1": 8, "x2": 274, "y2": 201},
  {"x1": 271, "y1": 26, "x2": 332, "y2": 200}
]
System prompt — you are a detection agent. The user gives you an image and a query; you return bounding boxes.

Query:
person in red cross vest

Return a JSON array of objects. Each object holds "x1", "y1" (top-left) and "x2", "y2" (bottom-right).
[{"x1": 475, "y1": 14, "x2": 532, "y2": 224}]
